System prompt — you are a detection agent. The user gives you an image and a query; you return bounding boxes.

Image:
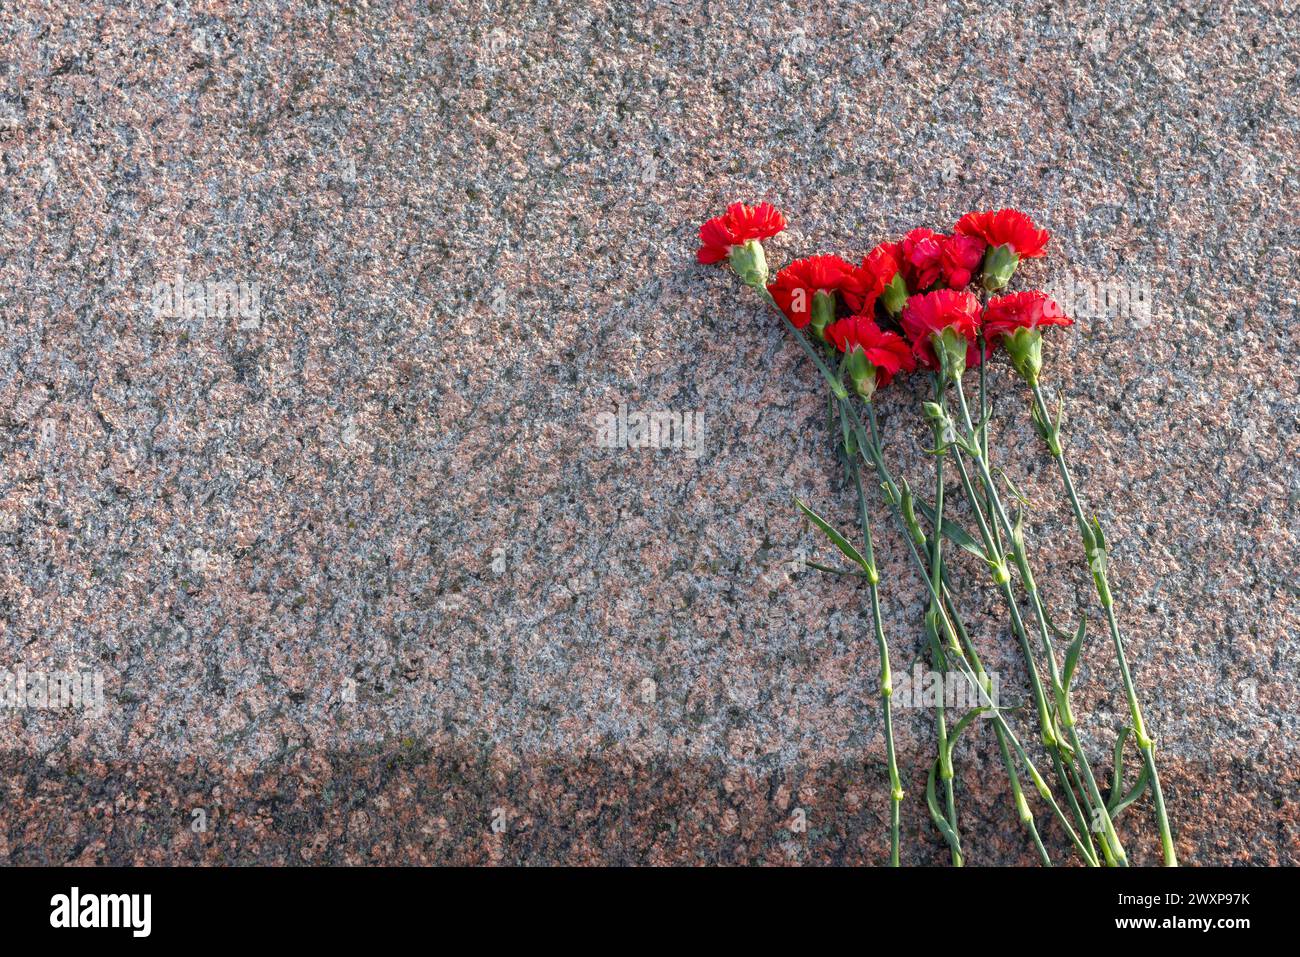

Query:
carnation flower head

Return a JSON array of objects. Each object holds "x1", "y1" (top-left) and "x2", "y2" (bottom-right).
[
  {"x1": 983, "y1": 291, "x2": 1072, "y2": 384},
  {"x1": 697, "y1": 202, "x2": 787, "y2": 288},
  {"x1": 954, "y1": 209, "x2": 1049, "y2": 259},
  {"x1": 983, "y1": 290, "x2": 1073, "y2": 341},
  {"x1": 900, "y1": 228, "x2": 945, "y2": 291},
  {"x1": 900, "y1": 289, "x2": 984, "y2": 374},
  {"x1": 767, "y1": 254, "x2": 856, "y2": 335},
  {"x1": 940, "y1": 234, "x2": 987, "y2": 289},
  {"x1": 847, "y1": 241, "x2": 907, "y2": 315},
  {"x1": 954, "y1": 209, "x2": 1049, "y2": 291},
  {"x1": 697, "y1": 202, "x2": 787, "y2": 264},
  {"x1": 825, "y1": 314, "x2": 916, "y2": 395}
]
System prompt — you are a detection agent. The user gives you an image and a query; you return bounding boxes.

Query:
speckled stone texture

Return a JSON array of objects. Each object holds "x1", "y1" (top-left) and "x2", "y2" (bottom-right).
[{"x1": 0, "y1": 0, "x2": 1296, "y2": 865}]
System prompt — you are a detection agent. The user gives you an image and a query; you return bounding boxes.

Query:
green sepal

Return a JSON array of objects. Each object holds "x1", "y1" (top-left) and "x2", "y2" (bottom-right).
[
  {"x1": 845, "y1": 345, "x2": 878, "y2": 401},
  {"x1": 932, "y1": 326, "x2": 969, "y2": 381},
  {"x1": 881, "y1": 272, "x2": 908, "y2": 316},
  {"x1": 809, "y1": 289, "x2": 836, "y2": 341},
  {"x1": 1002, "y1": 326, "x2": 1043, "y2": 385},
  {"x1": 981, "y1": 243, "x2": 1019, "y2": 291},
  {"x1": 728, "y1": 239, "x2": 769, "y2": 289}
]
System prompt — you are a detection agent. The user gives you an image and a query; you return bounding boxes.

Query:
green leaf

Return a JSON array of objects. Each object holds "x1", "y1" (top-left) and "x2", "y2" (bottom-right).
[
  {"x1": 1030, "y1": 397, "x2": 1051, "y2": 440},
  {"x1": 1109, "y1": 763, "x2": 1151, "y2": 820},
  {"x1": 946, "y1": 706, "x2": 990, "y2": 756},
  {"x1": 795, "y1": 498, "x2": 869, "y2": 573},
  {"x1": 997, "y1": 467, "x2": 1031, "y2": 508},
  {"x1": 842, "y1": 423, "x2": 858, "y2": 458},
  {"x1": 1079, "y1": 516, "x2": 1097, "y2": 552},
  {"x1": 1110, "y1": 725, "x2": 1131, "y2": 802},
  {"x1": 1040, "y1": 606, "x2": 1079, "y2": 641},
  {"x1": 914, "y1": 497, "x2": 984, "y2": 559},
  {"x1": 926, "y1": 758, "x2": 963, "y2": 856},
  {"x1": 1091, "y1": 516, "x2": 1108, "y2": 551},
  {"x1": 1062, "y1": 613, "x2": 1087, "y2": 690},
  {"x1": 1010, "y1": 507, "x2": 1027, "y2": 552}
]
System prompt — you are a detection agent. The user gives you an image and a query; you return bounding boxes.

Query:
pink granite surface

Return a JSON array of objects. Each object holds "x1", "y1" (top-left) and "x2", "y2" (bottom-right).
[{"x1": 0, "y1": 0, "x2": 1296, "y2": 864}]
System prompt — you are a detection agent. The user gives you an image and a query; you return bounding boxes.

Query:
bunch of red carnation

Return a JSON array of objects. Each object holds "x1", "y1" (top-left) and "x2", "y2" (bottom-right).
[{"x1": 697, "y1": 204, "x2": 1177, "y2": 868}]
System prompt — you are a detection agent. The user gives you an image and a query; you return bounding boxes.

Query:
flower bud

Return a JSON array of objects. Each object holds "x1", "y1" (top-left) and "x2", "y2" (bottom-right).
[
  {"x1": 981, "y1": 243, "x2": 1020, "y2": 292},
  {"x1": 727, "y1": 239, "x2": 769, "y2": 289},
  {"x1": 1001, "y1": 326, "x2": 1044, "y2": 385}
]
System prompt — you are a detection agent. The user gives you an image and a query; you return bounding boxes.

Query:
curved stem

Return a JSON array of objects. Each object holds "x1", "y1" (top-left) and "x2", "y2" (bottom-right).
[{"x1": 1029, "y1": 380, "x2": 1178, "y2": 866}]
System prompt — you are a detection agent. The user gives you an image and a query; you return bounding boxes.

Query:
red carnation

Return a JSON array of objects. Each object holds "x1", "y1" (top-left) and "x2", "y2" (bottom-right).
[
  {"x1": 940, "y1": 233, "x2": 987, "y2": 289},
  {"x1": 767, "y1": 255, "x2": 856, "y2": 332},
  {"x1": 954, "y1": 209, "x2": 1049, "y2": 259},
  {"x1": 955, "y1": 209, "x2": 1049, "y2": 292},
  {"x1": 983, "y1": 291, "x2": 1073, "y2": 341},
  {"x1": 900, "y1": 289, "x2": 984, "y2": 372},
  {"x1": 697, "y1": 202, "x2": 787, "y2": 264},
  {"x1": 900, "y1": 228, "x2": 945, "y2": 291},
  {"x1": 825, "y1": 314, "x2": 917, "y2": 391},
  {"x1": 844, "y1": 242, "x2": 901, "y2": 313},
  {"x1": 983, "y1": 291, "x2": 1072, "y2": 383},
  {"x1": 850, "y1": 241, "x2": 911, "y2": 315}
]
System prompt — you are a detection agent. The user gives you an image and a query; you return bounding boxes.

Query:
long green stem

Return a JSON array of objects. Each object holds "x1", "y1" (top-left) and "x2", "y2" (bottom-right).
[
  {"x1": 942, "y1": 414, "x2": 1101, "y2": 862},
  {"x1": 839, "y1": 407, "x2": 902, "y2": 866},
  {"x1": 853, "y1": 402, "x2": 1098, "y2": 866},
  {"x1": 978, "y1": 338, "x2": 1003, "y2": 554},
  {"x1": 950, "y1": 379, "x2": 1128, "y2": 866},
  {"x1": 925, "y1": 375, "x2": 962, "y2": 865},
  {"x1": 1029, "y1": 380, "x2": 1178, "y2": 866},
  {"x1": 759, "y1": 294, "x2": 1096, "y2": 864},
  {"x1": 937, "y1": 379, "x2": 1100, "y2": 862},
  {"x1": 941, "y1": 566, "x2": 1052, "y2": 865}
]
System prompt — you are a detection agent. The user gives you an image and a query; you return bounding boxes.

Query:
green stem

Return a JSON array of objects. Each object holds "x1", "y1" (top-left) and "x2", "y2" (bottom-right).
[
  {"x1": 759, "y1": 293, "x2": 1096, "y2": 864},
  {"x1": 839, "y1": 407, "x2": 903, "y2": 866},
  {"x1": 978, "y1": 337, "x2": 1002, "y2": 553},
  {"x1": 950, "y1": 379, "x2": 1128, "y2": 866},
  {"x1": 853, "y1": 402, "x2": 1099, "y2": 866},
  {"x1": 941, "y1": 406, "x2": 1100, "y2": 862},
  {"x1": 997, "y1": 713, "x2": 1052, "y2": 866},
  {"x1": 941, "y1": 567, "x2": 1052, "y2": 865},
  {"x1": 925, "y1": 374, "x2": 962, "y2": 865},
  {"x1": 1029, "y1": 380, "x2": 1178, "y2": 866}
]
